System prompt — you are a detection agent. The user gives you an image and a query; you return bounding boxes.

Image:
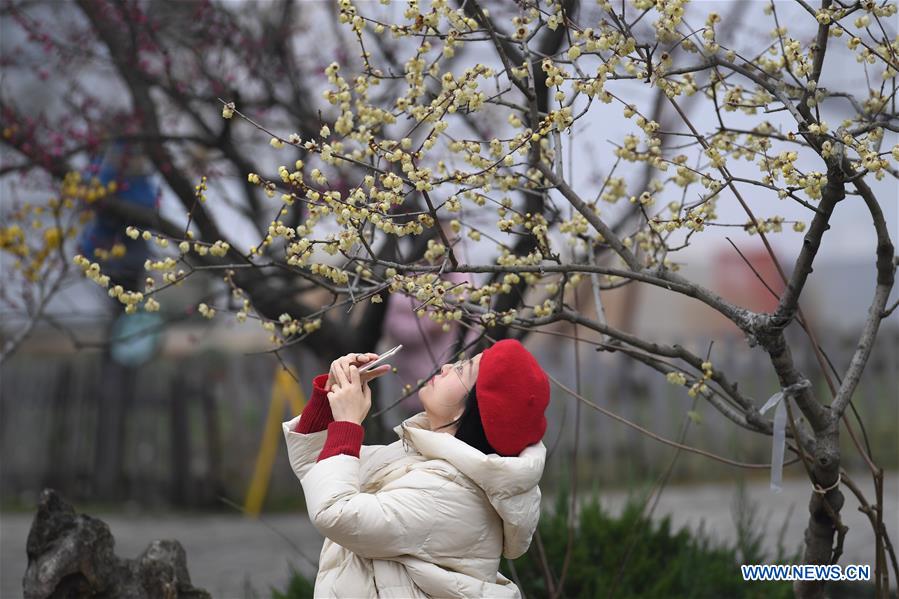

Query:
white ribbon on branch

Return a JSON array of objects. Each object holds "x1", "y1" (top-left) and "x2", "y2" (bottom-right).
[{"x1": 759, "y1": 379, "x2": 811, "y2": 493}]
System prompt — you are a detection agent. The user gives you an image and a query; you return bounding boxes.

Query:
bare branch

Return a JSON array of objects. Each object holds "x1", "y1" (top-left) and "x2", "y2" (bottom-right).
[
  {"x1": 830, "y1": 178, "x2": 896, "y2": 418},
  {"x1": 537, "y1": 163, "x2": 641, "y2": 270}
]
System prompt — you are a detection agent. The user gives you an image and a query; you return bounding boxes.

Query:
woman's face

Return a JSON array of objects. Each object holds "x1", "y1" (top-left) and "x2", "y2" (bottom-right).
[{"x1": 419, "y1": 353, "x2": 482, "y2": 430}]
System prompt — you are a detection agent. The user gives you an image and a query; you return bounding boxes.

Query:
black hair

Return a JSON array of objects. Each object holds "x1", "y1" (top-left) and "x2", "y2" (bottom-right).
[{"x1": 453, "y1": 386, "x2": 498, "y2": 455}]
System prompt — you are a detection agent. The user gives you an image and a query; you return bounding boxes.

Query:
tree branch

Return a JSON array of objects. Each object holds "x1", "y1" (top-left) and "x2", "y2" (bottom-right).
[
  {"x1": 538, "y1": 163, "x2": 641, "y2": 270},
  {"x1": 830, "y1": 178, "x2": 896, "y2": 418}
]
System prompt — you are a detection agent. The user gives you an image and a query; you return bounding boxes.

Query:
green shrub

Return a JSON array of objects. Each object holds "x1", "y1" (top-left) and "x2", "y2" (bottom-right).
[
  {"x1": 506, "y1": 487, "x2": 795, "y2": 599},
  {"x1": 272, "y1": 485, "x2": 799, "y2": 599},
  {"x1": 269, "y1": 565, "x2": 314, "y2": 599}
]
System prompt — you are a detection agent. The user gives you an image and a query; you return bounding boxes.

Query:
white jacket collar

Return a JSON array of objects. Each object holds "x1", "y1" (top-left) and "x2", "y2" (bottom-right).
[
  {"x1": 396, "y1": 413, "x2": 544, "y2": 496},
  {"x1": 395, "y1": 412, "x2": 545, "y2": 559}
]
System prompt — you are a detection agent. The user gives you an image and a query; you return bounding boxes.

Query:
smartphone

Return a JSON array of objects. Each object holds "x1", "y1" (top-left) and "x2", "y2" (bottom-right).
[{"x1": 358, "y1": 344, "x2": 403, "y2": 372}]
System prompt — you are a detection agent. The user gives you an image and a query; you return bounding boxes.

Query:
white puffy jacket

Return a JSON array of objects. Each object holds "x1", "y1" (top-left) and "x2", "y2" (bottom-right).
[{"x1": 282, "y1": 411, "x2": 546, "y2": 598}]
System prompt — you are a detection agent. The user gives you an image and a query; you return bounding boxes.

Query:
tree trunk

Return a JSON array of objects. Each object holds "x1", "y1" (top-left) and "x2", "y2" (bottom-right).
[{"x1": 795, "y1": 421, "x2": 844, "y2": 599}]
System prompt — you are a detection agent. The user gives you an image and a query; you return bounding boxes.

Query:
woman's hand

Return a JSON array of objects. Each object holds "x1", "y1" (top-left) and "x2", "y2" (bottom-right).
[
  {"x1": 326, "y1": 353, "x2": 390, "y2": 390},
  {"x1": 327, "y1": 363, "x2": 371, "y2": 425}
]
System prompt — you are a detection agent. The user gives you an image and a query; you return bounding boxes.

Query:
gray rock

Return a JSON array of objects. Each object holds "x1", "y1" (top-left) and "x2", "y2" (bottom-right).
[{"x1": 23, "y1": 489, "x2": 211, "y2": 599}]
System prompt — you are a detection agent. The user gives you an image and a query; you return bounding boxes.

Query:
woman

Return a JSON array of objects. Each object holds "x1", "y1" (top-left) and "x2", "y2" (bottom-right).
[{"x1": 282, "y1": 339, "x2": 550, "y2": 597}]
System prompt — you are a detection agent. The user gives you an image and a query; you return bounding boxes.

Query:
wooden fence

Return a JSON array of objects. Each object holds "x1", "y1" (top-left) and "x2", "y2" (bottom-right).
[{"x1": 1, "y1": 326, "x2": 895, "y2": 508}]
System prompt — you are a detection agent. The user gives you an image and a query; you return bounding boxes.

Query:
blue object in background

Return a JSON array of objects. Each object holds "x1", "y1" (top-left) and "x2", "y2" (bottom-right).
[
  {"x1": 77, "y1": 141, "x2": 158, "y2": 287},
  {"x1": 109, "y1": 311, "x2": 164, "y2": 367}
]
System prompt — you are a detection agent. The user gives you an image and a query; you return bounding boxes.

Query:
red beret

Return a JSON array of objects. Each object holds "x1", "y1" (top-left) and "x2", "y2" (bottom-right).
[{"x1": 475, "y1": 339, "x2": 550, "y2": 456}]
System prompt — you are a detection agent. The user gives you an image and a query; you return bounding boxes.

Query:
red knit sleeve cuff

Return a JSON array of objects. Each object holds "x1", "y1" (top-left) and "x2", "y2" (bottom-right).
[
  {"x1": 316, "y1": 421, "x2": 364, "y2": 462},
  {"x1": 294, "y1": 373, "x2": 333, "y2": 434}
]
